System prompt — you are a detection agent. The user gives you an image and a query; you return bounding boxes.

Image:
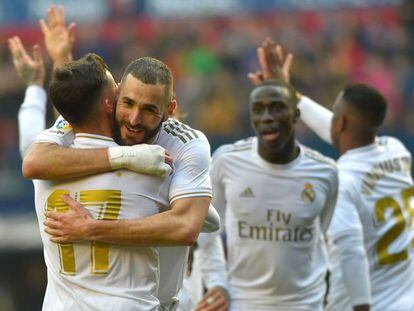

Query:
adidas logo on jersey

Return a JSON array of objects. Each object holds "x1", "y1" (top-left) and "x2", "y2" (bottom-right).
[{"x1": 239, "y1": 187, "x2": 255, "y2": 198}]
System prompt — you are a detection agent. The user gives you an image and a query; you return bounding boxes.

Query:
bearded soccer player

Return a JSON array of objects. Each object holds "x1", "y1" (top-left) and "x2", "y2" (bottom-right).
[{"x1": 210, "y1": 79, "x2": 338, "y2": 310}]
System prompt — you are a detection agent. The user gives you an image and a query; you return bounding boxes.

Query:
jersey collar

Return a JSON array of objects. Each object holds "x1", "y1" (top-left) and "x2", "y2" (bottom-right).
[{"x1": 73, "y1": 133, "x2": 118, "y2": 148}]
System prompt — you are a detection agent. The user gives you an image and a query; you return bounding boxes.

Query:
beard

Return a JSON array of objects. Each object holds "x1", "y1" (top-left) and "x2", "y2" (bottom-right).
[{"x1": 113, "y1": 113, "x2": 165, "y2": 146}]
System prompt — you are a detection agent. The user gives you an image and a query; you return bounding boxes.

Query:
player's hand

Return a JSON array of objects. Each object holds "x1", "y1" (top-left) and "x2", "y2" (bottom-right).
[
  {"x1": 108, "y1": 145, "x2": 173, "y2": 178},
  {"x1": 247, "y1": 37, "x2": 293, "y2": 85},
  {"x1": 8, "y1": 36, "x2": 45, "y2": 87},
  {"x1": 195, "y1": 286, "x2": 229, "y2": 311},
  {"x1": 44, "y1": 195, "x2": 93, "y2": 243},
  {"x1": 39, "y1": 5, "x2": 76, "y2": 66}
]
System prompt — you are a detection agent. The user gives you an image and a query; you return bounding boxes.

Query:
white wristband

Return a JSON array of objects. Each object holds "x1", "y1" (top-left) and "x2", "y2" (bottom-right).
[{"x1": 108, "y1": 145, "x2": 171, "y2": 177}]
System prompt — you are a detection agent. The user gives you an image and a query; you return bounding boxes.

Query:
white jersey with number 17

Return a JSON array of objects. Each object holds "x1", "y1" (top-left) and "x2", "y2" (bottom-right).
[{"x1": 35, "y1": 134, "x2": 170, "y2": 311}]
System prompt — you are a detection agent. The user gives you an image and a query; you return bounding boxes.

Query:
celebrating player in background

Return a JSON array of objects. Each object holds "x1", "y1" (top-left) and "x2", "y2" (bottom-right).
[
  {"x1": 249, "y1": 39, "x2": 372, "y2": 311},
  {"x1": 210, "y1": 75, "x2": 338, "y2": 309},
  {"x1": 253, "y1": 39, "x2": 414, "y2": 311}
]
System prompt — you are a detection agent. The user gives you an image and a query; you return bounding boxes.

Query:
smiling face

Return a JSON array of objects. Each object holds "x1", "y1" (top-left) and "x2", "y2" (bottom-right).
[
  {"x1": 115, "y1": 74, "x2": 169, "y2": 145},
  {"x1": 250, "y1": 84, "x2": 299, "y2": 154}
]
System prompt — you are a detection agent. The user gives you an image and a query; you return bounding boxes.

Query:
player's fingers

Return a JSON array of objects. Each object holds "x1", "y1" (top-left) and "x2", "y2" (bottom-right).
[
  {"x1": 68, "y1": 22, "x2": 77, "y2": 44},
  {"x1": 50, "y1": 236, "x2": 68, "y2": 244},
  {"x1": 39, "y1": 19, "x2": 49, "y2": 35},
  {"x1": 283, "y1": 53, "x2": 294, "y2": 75},
  {"x1": 57, "y1": 5, "x2": 65, "y2": 26},
  {"x1": 202, "y1": 297, "x2": 227, "y2": 311},
  {"x1": 165, "y1": 154, "x2": 173, "y2": 166},
  {"x1": 257, "y1": 47, "x2": 271, "y2": 79},
  {"x1": 44, "y1": 218, "x2": 60, "y2": 229},
  {"x1": 14, "y1": 37, "x2": 31, "y2": 61},
  {"x1": 61, "y1": 194, "x2": 81, "y2": 211},
  {"x1": 44, "y1": 227, "x2": 62, "y2": 238},
  {"x1": 47, "y1": 4, "x2": 57, "y2": 28},
  {"x1": 45, "y1": 210, "x2": 60, "y2": 221},
  {"x1": 247, "y1": 72, "x2": 262, "y2": 85},
  {"x1": 32, "y1": 45, "x2": 43, "y2": 64}
]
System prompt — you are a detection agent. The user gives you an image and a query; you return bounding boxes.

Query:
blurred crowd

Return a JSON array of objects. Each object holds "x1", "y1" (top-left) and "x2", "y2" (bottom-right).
[{"x1": 0, "y1": 5, "x2": 414, "y2": 212}]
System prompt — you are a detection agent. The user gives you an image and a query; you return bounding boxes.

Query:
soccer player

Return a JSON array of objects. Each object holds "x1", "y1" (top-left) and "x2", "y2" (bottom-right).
[
  {"x1": 300, "y1": 86, "x2": 414, "y2": 311},
  {"x1": 254, "y1": 40, "x2": 414, "y2": 311},
  {"x1": 249, "y1": 39, "x2": 371, "y2": 311},
  {"x1": 16, "y1": 5, "x2": 220, "y2": 310},
  {"x1": 210, "y1": 78, "x2": 338, "y2": 310}
]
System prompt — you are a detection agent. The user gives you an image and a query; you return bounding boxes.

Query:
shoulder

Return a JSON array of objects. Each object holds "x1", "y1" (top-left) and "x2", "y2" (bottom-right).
[
  {"x1": 377, "y1": 135, "x2": 410, "y2": 154},
  {"x1": 300, "y1": 144, "x2": 337, "y2": 172},
  {"x1": 212, "y1": 137, "x2": 254, "y2": 163},
  {"x1": 162, "y1": 118, "x2": 208, "y2": 145}
]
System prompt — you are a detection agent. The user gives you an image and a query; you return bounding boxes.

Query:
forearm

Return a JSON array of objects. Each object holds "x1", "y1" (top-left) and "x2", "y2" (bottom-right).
[
  {"x1": 18, "y1": 86, "x2": 47, "y2": 157},
  {"x1": 199, "y1": 233, "x2": 228, "y2": 290},
  {"x1": 335, "y1": 233, "x2": 371, "y2": 308},
  {"x1": 23, "y1": 143, "x2": 111, "y2": 180},
  {"x1": 298, "y1": 96, "x2": 333, "y2": 144},
  {"x1": 85, "y1": 197, "x2": 210, "y2": 246}
]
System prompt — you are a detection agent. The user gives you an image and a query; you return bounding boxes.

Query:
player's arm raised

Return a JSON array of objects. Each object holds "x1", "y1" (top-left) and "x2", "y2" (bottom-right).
[
  {"x1": 249, "y1": 38, "x2": 333, "y2": 144},
  {"x1": 39, "y1": 5, "x2": 76, "y2": 67},
  {"x1": 8, "y1": 36, "x2": 47, "y2": 158}
]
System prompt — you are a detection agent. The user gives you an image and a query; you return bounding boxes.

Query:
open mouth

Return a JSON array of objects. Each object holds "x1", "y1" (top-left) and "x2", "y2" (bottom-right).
[{"x1": 261, "y1": 129, "x2": 280, "y2": 142}]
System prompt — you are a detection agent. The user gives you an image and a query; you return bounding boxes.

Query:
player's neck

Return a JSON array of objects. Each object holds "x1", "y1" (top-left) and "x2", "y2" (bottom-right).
[
  {"x1": 340, "y1": 133, "x2": 375, "y2": 155},
  {"x1": 72, "y1": 120, "x2": 114, "y2": 140},
  {"x1": 258, "y1": 137, "x2": 299, "y2": 164}
]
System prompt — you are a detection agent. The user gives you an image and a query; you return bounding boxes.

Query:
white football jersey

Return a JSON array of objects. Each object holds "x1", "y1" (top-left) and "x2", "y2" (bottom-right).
[
  {"x1": 210, "y1": 137, "x2": 338, "y2": 311},
  {"x1": 35, "y1": 116, "x2": 213, "y2": 307},
  {"x1": 35, "y1": 134, "x2": 170, "y2": 311},
  {"x1": 327, "y1": 136, "x2": 414, "y2": 311}
]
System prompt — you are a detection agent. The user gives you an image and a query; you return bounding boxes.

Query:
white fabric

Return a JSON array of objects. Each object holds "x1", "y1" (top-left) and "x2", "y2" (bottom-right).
[
  {"x1": 326, "y1": 173, "x2": 371, "y2": 310},
  {"x1": 335, "y1": 137, "x2": 414, "y2": 311},
  {"x1": 33, "y1": 111, "x2": 213, "y2": 307},
  {"x1": 18, "y1": 85, "x2": 47, "y2": 157},
  {"x1": 177, "y1": 232, "x2": 228, "y2": 311},
  {"x1": 298, "y1": 96, "x2": 333, "y2": 144},
  {"x1": 210, "y1": 137, "x2": 338, "y2": 310},
  {"x1": 298, "y1": 95, "x2": 414, "y2": 310},
  {"x1": 36, "y1": 134, "x2": 171, "y2": 310}
]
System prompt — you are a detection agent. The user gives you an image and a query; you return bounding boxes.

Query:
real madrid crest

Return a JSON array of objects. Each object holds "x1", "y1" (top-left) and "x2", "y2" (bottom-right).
[{"x1": 301, "y1": 183, "x2": 315, "y2": 203}]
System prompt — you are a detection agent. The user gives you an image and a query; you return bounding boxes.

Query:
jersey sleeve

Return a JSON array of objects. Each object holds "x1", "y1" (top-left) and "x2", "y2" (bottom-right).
[
  {"x1": 319, "y1": 167, "x2": 338, "y2": 234},
  {"x1": 197, "y1": 232, "x2": 229, "y2": 291},
  {"x1": 169, "y1": 139, "x2": 212, "y2": 203},
  {"x1": 298, "y1": 96, "x2": 333, "y2": 144},
  {"x1": 18, "y1": 85, "x2": 47, "y2": 157},
  {"x1": 328, "y1": 175, "x2": 371, "y2": 307},
  {"x1": 35, "y1": 115, "x2": 75, "y2": 147},
  {"x1": 210, "y1": 147, "x2": 228, "y2": 231}
]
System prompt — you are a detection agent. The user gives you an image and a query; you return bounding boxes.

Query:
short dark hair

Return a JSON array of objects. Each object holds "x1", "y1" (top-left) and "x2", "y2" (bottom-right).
[
  {"x1": 120, "y1": 57, "x2": 173, "y2": 104},
  {"x1": 342, "y1": 83, "x2": 387, "y2": 128},
  {"x1": 49, "y1": 53, "x2": 109, "y2": 126}
]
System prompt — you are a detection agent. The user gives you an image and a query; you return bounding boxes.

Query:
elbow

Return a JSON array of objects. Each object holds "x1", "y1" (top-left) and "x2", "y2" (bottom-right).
[
  {"x1": 180, "y1": 226, "x2": 200, "y2": 246},
  {"x1": 22, "y1": 153, "x2": 42, "y2": 179}
]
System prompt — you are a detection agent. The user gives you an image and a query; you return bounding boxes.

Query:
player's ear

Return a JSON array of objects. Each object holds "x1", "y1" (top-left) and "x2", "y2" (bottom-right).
[
  {"x1": 165, "y1": 99, "x2": 177, "y2": 121},
  {"x1": 103, "y1": 98, "x2": 114, "y2": 115}
]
